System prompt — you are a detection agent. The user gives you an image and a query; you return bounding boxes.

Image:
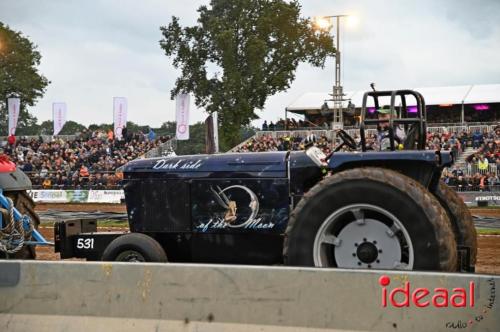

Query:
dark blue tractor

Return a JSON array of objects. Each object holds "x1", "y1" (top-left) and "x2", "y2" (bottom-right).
[{"x1": 54, "y1": 90, "x2": 476, "y2": 272}]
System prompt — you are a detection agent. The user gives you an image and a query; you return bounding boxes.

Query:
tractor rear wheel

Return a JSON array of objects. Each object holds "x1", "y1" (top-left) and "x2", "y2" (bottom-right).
[
  {"x1": 102, "y1": 233, "x2": 168, "y2": 262},
  {"x1": 0, "y1": 190, "x2": 40, "y2": 259},
  {"x1": 284, "y1": 168, "x2": 457, "y2": 271},
  {"x1": 433, "y1": 181, "x2": 477, "y2": 272}
]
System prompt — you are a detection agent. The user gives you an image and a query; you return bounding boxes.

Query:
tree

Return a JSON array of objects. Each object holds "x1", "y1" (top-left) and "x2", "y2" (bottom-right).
[
  {"x1": 39, "y1": 120, "x2": 53, "y2": 135},
  {"x1": 38, "y1": 120, "x2": 87, "y2": 136},
  {"x1": 0, "y1": 22, "x2": 49, "y2": 135},
  {"x1": 160, "y1": 0, "x2": 334, "y2": 148},
  {"x1": 59, "y1": 121, "x2": 87, "y2": 135}
]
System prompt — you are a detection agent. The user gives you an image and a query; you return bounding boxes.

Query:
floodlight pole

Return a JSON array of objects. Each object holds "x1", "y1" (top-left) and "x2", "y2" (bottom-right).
[{"x1": 323, "y1": 15, "x2": 347, "y2": 130}]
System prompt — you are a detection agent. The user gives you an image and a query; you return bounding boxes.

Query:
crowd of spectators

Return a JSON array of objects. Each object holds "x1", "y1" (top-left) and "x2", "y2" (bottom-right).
[
  {"x1": 262, "y1": 116, "x2": 330, "y2": 131},
  {"x1": 441, "y1": 127, "x2": 500, "y2": 191},
  {"x1": 1, "y1": 128, "x2": 170, "y2": 189},
  {"x1": 235, "y1": 132, "x2": 333, "y2": 156}
]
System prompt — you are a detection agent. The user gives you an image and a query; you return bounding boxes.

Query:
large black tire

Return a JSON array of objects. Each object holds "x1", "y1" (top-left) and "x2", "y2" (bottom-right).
[
  {"x1": 433, "y1": 181, "x2": 477, "y2": 272},
  {"x1": 0, "y1": 191, "x2": 40, "y2": 259},
  {"x1": 101, "y1": 233, "x2": 168, "y2": 262},
  {"x1": 284, "y1": 168, "x2": 457, "y2": 272}
]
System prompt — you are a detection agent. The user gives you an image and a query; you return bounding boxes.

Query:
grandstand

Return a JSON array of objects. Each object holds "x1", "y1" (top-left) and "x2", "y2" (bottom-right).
[
  {"x1": 284, "y1": 84, "x2": 500, "y2": 127},
  {"x1": 0, "y1": 130, "x2": 174, "y2": 189}
]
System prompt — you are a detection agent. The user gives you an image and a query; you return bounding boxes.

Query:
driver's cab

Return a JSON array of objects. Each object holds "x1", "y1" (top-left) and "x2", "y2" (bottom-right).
[
  {"x1": 359, "y1": 89, "x2": 427, "y2": 152},
  {"x1": 305, "y1": 89, "x2": 428, "y2": 166}
]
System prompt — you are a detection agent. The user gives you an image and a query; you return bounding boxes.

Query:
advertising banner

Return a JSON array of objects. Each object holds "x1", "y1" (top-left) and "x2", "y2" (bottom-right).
[
  {"x1": 28, "y1": 190, "x2": 68, "y2": 203},
  {"x1": 87, "y1": 190, "x2": 124, "y2": 203},
  {"x1": 457, "y1": 192, "x2": 500, "y2": 207},
  {"x1": 113, "y1": 97, "x2": 128, "y2": 140},
  {"x1": 28, "y1": 190, "x2": 124, "y2": 204},
  {"x1": 7, "y1": 97, "x2": 20, "y2": 136},
  {"x1": 52, "y1": 102, "x2": 67, "y2": 135},
  {"x1": 175, "y1": 93, "x2": 190, "y2": 140}
]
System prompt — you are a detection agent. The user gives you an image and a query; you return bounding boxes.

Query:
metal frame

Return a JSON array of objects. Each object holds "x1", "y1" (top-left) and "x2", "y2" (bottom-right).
[{"x1": 359, "y1": 89, "x2": 428, "y2": 152}]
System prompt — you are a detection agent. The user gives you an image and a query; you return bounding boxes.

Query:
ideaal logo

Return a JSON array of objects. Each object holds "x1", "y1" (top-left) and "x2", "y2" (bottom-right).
[
  {"x1": 378, "y1": 275, "x2": 496, "y2": 329},
  {"x1": 379, "y1": 275, "x2": 475, "y2": 308}
]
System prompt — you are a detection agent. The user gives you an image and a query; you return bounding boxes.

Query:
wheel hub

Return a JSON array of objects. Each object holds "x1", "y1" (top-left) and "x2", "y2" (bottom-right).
[
  {"x1": 313, "y1": 204, "x2": 414, "y2": 270},
  {"x1": 356, "y1": 241, "x2": 378, "y2": 264},
  {"x1": 116, "y1": 250, "x2": 145, "y2": 262}
]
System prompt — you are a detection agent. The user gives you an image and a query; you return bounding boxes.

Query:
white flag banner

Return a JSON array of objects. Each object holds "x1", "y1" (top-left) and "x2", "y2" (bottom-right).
[
  {"x1": 175, "y1": 93, "x2": 190, "y2": 140},
  {"x1": 7, "y1": 98, "x2": 20, "y2": 136},
  {"x1": 113, "y1": 97, "x2": 128, "y2": 140},
  {"x1": 212, "y1": 111, "x2": 219, "y2": 153},
  {"x1": 52, "y1": 102, "x2": 67, "y2": 136}
]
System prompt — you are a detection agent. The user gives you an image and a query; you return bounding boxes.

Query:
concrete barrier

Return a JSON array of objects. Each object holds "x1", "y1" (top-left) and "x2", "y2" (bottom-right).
[{"x1": 0, "y1": 261, "x2": 498, "y2": 331}]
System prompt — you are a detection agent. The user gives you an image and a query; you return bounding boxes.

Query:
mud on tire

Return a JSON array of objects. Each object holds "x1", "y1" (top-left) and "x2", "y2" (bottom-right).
[
  {"x1": 284, "y1": 167, "x2": 457, "y2": 272},
  {"x1": 433, "y1": 181, "x2": 477, "y2": 272}
]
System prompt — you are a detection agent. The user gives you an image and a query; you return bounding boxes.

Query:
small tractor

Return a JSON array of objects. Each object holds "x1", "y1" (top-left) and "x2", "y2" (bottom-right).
[{"x1": 4, "y1": 90, "x2": 478, "y2": 272}]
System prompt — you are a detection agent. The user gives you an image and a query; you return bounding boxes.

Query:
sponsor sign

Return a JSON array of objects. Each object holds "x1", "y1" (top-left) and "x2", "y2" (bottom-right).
[
  {"x1": 113, "y1": 97, "x2": 128, "y2": 140},
  {"x1": 457, "y1": 192, "x2": 500, "y2": 206},
  {"x1": 87, "y1": 190, "x2": 125, "y2": 203},
  {"x1": 175, "y1": 93, "x2": 190, "y2": 140},
  {"x1": 378, "y1": 275, "x2": 496, "y2": 330},
  {"x1": 7, "y1": 97, "x2": 20, "y2": 136},
  {"x1": 52, "y1": 102, "x2": 67, "y2": 135},
  {"x1": 28, "y1": 190, "x2": 124, "y2": 204}
]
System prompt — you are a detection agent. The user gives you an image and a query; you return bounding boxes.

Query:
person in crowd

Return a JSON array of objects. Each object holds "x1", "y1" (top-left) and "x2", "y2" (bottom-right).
[
  {"x1": 472, "y1": 130, "x2": 483, "y2": 149},
  {"x1": 262, "y1": 120, "x2": 268, "y2": 131},
  {"x1": 148, "y1": 128, "x2": 156, "y2": 141}
]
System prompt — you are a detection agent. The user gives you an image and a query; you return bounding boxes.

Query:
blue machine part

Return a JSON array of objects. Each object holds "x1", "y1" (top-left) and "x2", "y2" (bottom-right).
[{"x1": 0, "y1": 189, "x2": 52, "y2": 249}]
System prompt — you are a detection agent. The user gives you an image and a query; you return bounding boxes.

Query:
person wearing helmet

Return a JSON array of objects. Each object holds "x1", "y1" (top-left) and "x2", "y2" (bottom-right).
[
  {"x1": 376, "y1": 105, "x2": 405, "y2": 150},
  {"x1": 303, "y1": 131, "x2": 317, "y2": 149}
]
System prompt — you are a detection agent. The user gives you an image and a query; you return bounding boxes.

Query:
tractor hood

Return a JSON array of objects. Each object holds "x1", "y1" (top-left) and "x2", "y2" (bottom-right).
[{"x1": 123, "y1": 152, "x2": 288, "y2": 179}]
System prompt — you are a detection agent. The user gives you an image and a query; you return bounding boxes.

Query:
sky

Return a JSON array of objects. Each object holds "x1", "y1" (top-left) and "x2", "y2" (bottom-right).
[{"x1": 1, "y1": 0, "x2": 499, "y2": 128}]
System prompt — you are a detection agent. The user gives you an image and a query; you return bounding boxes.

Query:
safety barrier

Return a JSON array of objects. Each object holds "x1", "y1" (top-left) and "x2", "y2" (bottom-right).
[
  {"x1": 464, "y1": 163, "x2": 498, "y2": 176},
  {"x1": 0, "y1": 261, "x2": 498, "y2": 331}
]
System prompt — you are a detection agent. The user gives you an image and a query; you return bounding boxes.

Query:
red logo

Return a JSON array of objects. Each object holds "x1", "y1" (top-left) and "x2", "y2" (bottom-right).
[{"x1": 379, "y1": 275, "x2": 475, "y2": 308}]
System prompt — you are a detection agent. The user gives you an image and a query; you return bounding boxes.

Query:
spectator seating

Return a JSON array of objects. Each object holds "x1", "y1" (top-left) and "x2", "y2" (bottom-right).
[{"x1": 1, "y1": 129, "x2": 171, "y2": 189}]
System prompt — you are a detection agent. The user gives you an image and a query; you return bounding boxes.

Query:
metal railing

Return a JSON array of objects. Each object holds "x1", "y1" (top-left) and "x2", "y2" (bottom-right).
[
  {"x1": 463, "y1": 163, "x2": 498, "y2": 176},
  {"x1": 142, "y1": 139, "x2": 177, "y2": 158},
  {"x1": 256, "y1": 123, "x2": 498, "y2": 137}
]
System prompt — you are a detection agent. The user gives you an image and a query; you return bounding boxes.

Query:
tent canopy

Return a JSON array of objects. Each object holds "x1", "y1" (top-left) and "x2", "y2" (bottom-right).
[{"x1": 286, "y1": 84, "x2": 500, "y2": 114}]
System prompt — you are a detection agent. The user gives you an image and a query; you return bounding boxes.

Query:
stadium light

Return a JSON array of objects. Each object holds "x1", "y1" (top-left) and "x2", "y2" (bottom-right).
[
  {"x1": 313, "y1": 16, "x2": 333, "y2": 31},
  {"x1": 312, "y1": 14, "x2": 357, "y2": 129},
  {"x1": 346, "y1": 15, "x2": 359, "y2": 28}
]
